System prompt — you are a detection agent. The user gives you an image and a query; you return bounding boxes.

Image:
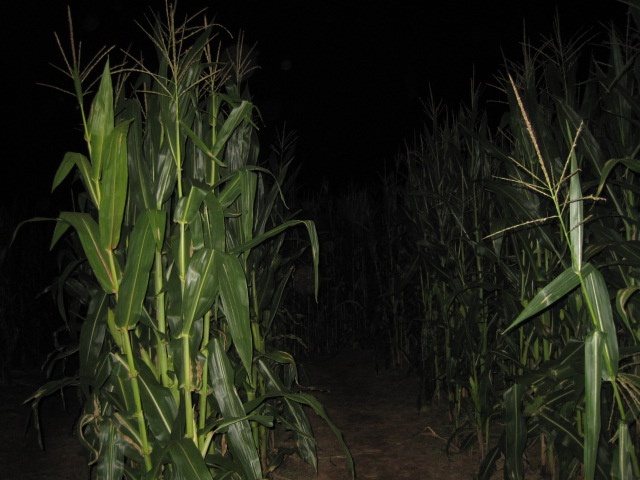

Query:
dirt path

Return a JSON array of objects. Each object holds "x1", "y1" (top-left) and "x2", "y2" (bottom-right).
[
  {"x1": 1, "y1": 351, "x2": 485, "y2": 479},
  {"x1": 0, "y1": 371, "x2": 89, "y2": 480},
  {"x1": 273, "y1": 349, "x2": 481, "y2": 480}
]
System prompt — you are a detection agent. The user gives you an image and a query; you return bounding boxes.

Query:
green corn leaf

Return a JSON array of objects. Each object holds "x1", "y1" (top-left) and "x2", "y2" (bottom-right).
[
  {"x1": 88, "y1": 60, "x2": 115, "y2": 185},
  {"x1": 79, "y1": 291, "x2": 108, "y2": 394},
  {"x1": 115, "y1": 210, "x2": 164, "y2": 329},
  {"x1": 211, "y1": 100, "x2": 254, "y2": 160},
  {"x1": 99, "y1": 119, "x2": 132, "y2": 251},
  {"x1": 168, "y1": 438, "x2": 211, "y2": 479},
  {"x1": 504, "y1": 266, "x2": 580, "y2": 334},
  {"x1": 58, "y1": 212, "x2": 119, "y2": 294},
  {"x1": 583, "y1": 266, "x2": 619, "y2": 380},
  {"x1": 584, "y1": 331, "x2": 603, "y2": 480},
  {"x1": 229, "y1": 219, "x2": 320, "y2": 299},
  {"x1": 52, "y1": 151, "x2": 100, "y2": 207},
  {"x1": 137, "y1": 362, "x2": 178, "y2": 446},
  {"x1": 611, "y1": 421, "x2": 635, "y2": 480},
  {"x1": 181, "y1": 248, "x2": 219, "y2": 336},
  {"x1": 202, "y1": 192, "x2": 225, "y2": 251},
  {"x1": 217, "y1": 252, "x2": 253, "y2": 376},
  {"x1": 504, "y1": 383, "x2": 526, "y2": 480},
  {"x1": 217, "y1": 171, "x2": 243, "y2": 207},
  {"x1": 616, "y1": 286, "x2": 640, "y2": 338},
  {"x1": 180, "y1": 118, "x2": 226, "y2": 167},
  {"x1": 257, "y1": 359, "x2": 317, "y2": 472},
  {"x1": 597, "y1": 157, "x2": 640, "y2": 197},
  {"x1": 174, "y1": 184, "x2": 207, "y2": 225},
  {"x1": 239, "y1": 169, "x2": 257, "y2": 245},
  {"x1": 569, "y1": 152, "x2": 583, "y2": 272},
  {"x1": 209, "y1": 338, "x2": 262, "y2": 480},
  {"x1": 110, "y1": 353, "x2": 138, "y2": 414},
  {"x1": 96, "y1": 419, "x2": 125, "y2": 480}
]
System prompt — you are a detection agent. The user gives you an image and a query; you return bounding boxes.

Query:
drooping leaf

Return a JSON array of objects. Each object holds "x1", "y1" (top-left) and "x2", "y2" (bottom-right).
[
  {"x1": 58, "y1": 212, "x2": 119, "y2": 294},
  {"x1": 209, "y1": 338, "x2": 262, "y2": 480}
]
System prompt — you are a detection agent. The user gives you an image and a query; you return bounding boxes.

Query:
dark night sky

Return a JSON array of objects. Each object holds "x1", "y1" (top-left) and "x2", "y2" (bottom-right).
[{"x1": 2, "y1": 1, "x2": 630, "y2": 208}]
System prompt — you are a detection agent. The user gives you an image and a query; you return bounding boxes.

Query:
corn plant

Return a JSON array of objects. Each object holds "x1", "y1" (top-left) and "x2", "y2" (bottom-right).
[
  {"x1": 476, "y1": 17, "x2": 640, "y2": 478},
  {"x1": 25, "y1": 5, "x2": 352, "y2": 478}
]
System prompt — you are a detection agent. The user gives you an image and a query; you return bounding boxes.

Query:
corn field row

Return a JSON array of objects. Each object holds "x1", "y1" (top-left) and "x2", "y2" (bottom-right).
[{"x1": 291, "y1": 10, "x2": 640, "y2": 480}]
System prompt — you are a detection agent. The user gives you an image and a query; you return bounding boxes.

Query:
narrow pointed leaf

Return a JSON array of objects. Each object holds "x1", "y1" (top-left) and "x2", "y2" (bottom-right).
[
  {"x1": 96, "y1": 419, "x2": 125, "y2": 480},
  {"x1": 611, "y1": 421, "x2": 634, "y2": 480},
  {"x1": 504, "y1": 383, "x2": 526, "y2": 480},
  {"x1": 115, "y1": 210, "x2": 164, "y2": 329},
  {"x1": 209, "y1": 338, "x2": 262, "y2": 480},
  {"x1": 182, "y1": 248, "x2": 219, "y2": 335},
  {"x1": 583, "y1": 267, "x2": 619, "y2": 380},
  {"x1": 211, "y1": 100, "x2": 253, "y2": 160},
  {"x1": 569, "y1": 153, "x2": 583, "y2": 272},
  {"x1": 100, "y1": 119, "x2": 132, "y2": 250},
  {"x1": 79, "y1": 291, "x2": 108, "y2": 393},
  {"x1": 168, "y1": 438, "x2": 211, "y2": 478},
  {"x1": 505, "y1": 266, "x2": 580, "y2": 334},
  {"x1": 58, "y1": 212, "x2": 118, "y2": 293},
  {"x1": 584, "y1": 331, "x2": 603, "y2": 480},
  {"x1": 88, "y1": 60, "x2": 114, "y2": 183},
  {"x1": 217, "y1": 252, "x2": 252, "y2": 376},
  {"x1": 137, "y1": 363, "x2": 177, "y2": 446}
]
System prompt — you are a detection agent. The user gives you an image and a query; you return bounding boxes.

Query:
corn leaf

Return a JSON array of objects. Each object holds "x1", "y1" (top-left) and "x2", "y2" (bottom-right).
[
  {"x1": 257, "y1": 358, "x2": 317, "y2": 472},
  {"x1": 58, "y1": 212, "x2": 118, "y2": 294},
  {"x1": 569, "y1": 153, "x2": 583, "y2": 272},
  {"x1": 88, "y1": 61, "x2": 114, "y2": 185},
  {"x1": 174, "y1": 184, "x2": 207, "y2": 225},
  {"x1": 583, "y1": 267, "x2": 619, "y2": 380},
  {"x1": 504, "y1": 266, "x2": 580, "y2": 334},
  {"x1": 181, "y1": 247, "x2": 219, "y2": 336},
  {"x1": 96, "y1": 419, "x2": 125, "y2": 480},
  {"x1": 211, "y1": 100, "x2": 253, "y2": 160},
  {"x1": 166, "y1": 438, "x2": 210, "y2": 478},
  {"x1": 217, "y1": 252, "x2": 253, "y2": 376},
  {"x1": 584, "y1": 331, "x2": 603, "y2": 480},
  {"x1": 229, "y1": 219, "x2": 320, "y2": 299},
  {"x1": 137, "y1": 362, "x2": 177, "y2": 446},
  {"x1": 79, "y1": 291, "x2": 108, "y2": 394},
  {"x1": 209, "y1": 338, "x2": 262, "y2": 480},
  {"x1": 115, "y1": 210, "x2": 164, "y2": 329},
  {"x1": 202, "y1": 192, "x2": 225, "y2": 251},
  {"x1": 100, "y1": 119, "x2": 132, "y2": 251},
  {"x1": 504, "y1": 383, "x2": 526, "y2": 480},
  {"x1": 239, "y1": 169, "x2": 257, "y2": 246},
  {"x1": 611, "y1": 421, "x2": 635, "y2": 480},
  {"x1": 52, "y1": 151, "x2": 100, "y2": 207}
]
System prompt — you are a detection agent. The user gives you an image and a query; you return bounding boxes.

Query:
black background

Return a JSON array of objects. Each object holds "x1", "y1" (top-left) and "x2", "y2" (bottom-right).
[{"x1": 2, "y1": 1, "x2": 629, "y2": 207}]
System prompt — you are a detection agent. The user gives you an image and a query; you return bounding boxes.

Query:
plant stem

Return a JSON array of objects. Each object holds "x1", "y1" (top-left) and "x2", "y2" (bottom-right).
[{"x1": 119, "y1": 311, "x2": 153, "y2": 471}]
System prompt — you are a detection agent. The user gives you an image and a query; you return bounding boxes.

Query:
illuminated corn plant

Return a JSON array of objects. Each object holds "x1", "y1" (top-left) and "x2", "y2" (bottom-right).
[{"x1": 25, "y1": 5, "x2": 352, "y2": 479}]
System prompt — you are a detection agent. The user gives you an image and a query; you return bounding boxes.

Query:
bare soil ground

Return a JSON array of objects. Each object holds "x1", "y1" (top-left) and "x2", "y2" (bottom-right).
[{"x1": 1, "y1": 350, "x2": 492, "y2": 479}]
